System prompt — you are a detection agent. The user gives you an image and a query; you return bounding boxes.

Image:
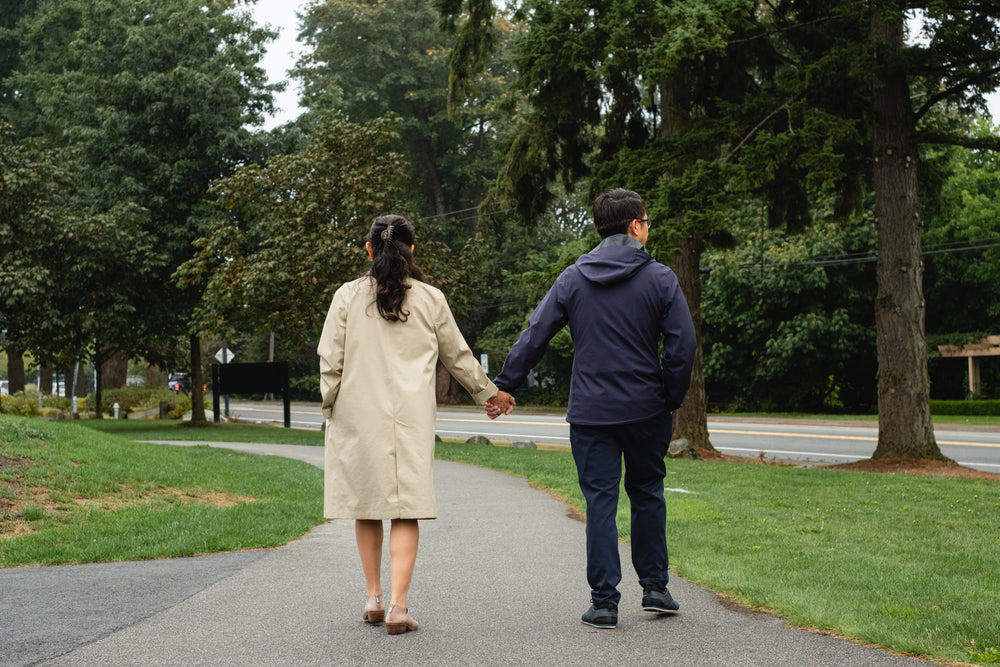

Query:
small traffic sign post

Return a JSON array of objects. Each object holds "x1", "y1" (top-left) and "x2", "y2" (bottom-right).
[
  {"x1": 215, "y1": 345, "x2": 234, "y2": 416},
  {"x1": 214, "y1": 348, "x2": 236, "y2": 364}
]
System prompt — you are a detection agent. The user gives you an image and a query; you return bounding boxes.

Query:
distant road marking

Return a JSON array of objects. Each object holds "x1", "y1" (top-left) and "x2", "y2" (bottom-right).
[
  {"x1": 435, "y1": 429, "x2": 570, "y2": 443},
  {"x1": 712, "y1": 428, "x2": 999, "y2": 449},
  {"x1": 228, "y1": 406, "x2": 319, "y2": 417},
  {"x1": 230, "y1": 406, "x2": 999, "y2": 451},
  {"x1": 437, "y1": 417, "x2": 564, "y2": 426}
]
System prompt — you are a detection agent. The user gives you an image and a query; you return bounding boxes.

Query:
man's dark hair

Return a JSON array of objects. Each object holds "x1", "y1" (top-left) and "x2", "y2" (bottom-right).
[{"x1": 592, "y1": 188, "x2": 645, "y2": 238}]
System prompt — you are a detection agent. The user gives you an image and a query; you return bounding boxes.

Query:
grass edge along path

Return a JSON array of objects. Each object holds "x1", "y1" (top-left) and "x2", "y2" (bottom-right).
[
  {"x1": 0, "y1": 416, "x2": 324, "y2": 566},
  {"x1": 434, "y1": 441, "x2": 1000, "y2": 667},
  {"x1": 5, "y1": 417, "x2": 1000, "y2": 665}
]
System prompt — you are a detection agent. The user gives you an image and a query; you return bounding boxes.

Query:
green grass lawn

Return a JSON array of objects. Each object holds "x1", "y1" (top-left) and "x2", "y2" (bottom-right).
[
  {"x1": 80, "y1": 418, "x2": 325, "y2": 445},
  {"x1": 434, "y1": 442, "x2": 1000, "y2": 666},
  {"x1": 4, "y1": 415, "x2": 999, "y2": 664},
  {"x1": 1, "y1": 416, "x2": 323, "y2": 566}
]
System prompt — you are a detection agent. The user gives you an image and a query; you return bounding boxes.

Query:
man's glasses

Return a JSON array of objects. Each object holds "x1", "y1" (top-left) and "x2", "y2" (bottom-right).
[{"x1": 629, "y1": 218, "x2": 652, "y2": 228}]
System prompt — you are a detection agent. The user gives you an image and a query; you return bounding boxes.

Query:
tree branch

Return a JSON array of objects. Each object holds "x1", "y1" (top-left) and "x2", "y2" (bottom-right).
[
  {"x1": 915, "y1": 130, "x2": 1000, "y2": 151},
  {"x1": 914, "y1": 63, "x2": 1000, "y2": 121},
  {"x1": 722, "y1": 93, "x2": 803, "y2": 164}
]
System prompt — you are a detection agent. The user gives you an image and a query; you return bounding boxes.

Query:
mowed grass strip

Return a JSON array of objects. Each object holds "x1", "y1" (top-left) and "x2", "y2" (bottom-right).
[
  {"x1": 434, "y1": 441, "x2": 1000, "y2": 666},
  {"x1": 80, "y1": 418, "x2": 325, "y2": 446},
  {"x1": 0, "y1": 416, "x2": 323, "y2": 566}
]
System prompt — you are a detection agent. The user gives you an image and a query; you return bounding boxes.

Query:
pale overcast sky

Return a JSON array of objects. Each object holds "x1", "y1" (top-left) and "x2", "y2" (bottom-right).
[
  {"x1": 251, "y1": 0, "x2": 308, "y2": 129},
  {"x1": 249, "y1": 2, "x2": 999, "y2": 130}
]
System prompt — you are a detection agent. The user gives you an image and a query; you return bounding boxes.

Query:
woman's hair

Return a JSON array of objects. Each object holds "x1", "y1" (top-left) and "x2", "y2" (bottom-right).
[{"x1": 367, "y1": 214, "x2": 423, "y2": 322}]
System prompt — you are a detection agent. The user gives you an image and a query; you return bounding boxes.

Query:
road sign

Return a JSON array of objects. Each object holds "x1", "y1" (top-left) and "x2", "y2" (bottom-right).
[{"x1": 215, "y1": 348, "x2": 235, "y2": 364}]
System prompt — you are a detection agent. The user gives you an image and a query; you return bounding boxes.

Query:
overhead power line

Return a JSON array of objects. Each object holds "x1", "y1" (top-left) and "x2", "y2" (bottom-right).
[{"x1": 739, "y1": 238, "x2": 1000, "y2": 270}]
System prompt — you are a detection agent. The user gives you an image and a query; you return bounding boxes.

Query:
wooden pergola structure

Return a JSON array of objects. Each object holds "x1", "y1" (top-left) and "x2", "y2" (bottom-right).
[{"x1": 937, "y1": 335, "x2": 1000, "y2": 396}]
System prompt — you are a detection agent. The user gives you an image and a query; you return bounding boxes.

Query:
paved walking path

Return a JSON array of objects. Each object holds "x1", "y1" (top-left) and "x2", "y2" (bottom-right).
[{"x1": 2, "y1": 442, "x2": 937, "y2": 666}]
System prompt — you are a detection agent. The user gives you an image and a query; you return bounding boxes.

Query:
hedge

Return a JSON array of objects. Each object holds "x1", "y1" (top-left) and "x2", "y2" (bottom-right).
[{"x1": 929, "y1": 399, "x2": 1000, "y2": 416}]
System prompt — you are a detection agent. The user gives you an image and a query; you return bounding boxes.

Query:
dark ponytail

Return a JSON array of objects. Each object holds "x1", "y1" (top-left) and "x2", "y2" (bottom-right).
[{"x1": 368, "y1": 215, "x2": 423, "y2": 322}]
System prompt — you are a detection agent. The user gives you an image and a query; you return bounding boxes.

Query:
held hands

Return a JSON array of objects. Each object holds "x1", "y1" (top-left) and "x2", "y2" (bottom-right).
[{"x1": 485, "y1": 390, "x2": 515, "y2": 419}]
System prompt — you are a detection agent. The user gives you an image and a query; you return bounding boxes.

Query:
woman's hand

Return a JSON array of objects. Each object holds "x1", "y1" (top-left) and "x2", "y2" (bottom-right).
[{"x1": 485, "y1": 390, "x2": 515, "y2": 419}]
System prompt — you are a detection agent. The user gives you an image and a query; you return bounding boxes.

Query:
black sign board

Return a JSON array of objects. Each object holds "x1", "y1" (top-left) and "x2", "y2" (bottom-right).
[{"x1": 212, "y1": 361, "x2": 291, "y2": 428}]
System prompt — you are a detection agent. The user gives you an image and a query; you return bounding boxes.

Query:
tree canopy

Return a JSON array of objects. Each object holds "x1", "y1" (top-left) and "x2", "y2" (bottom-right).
[{"x1": 2, "y1": 0, "x2": 279, "y2": 416}]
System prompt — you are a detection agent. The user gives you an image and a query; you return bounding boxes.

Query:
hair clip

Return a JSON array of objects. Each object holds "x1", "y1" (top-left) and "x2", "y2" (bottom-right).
[{"x1": 381, "y1": 225, "x2": 394, "y2": 242}]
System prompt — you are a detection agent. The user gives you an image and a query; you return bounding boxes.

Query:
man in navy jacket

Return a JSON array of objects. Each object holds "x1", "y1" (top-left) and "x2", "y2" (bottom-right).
[{"x1": 490, "y1": 188, "x2": 696, "y2": 628}]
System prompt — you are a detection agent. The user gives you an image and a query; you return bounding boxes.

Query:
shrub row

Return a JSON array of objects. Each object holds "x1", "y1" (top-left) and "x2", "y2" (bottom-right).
[
  {"x1": 929, "y1": 399, "x2": 1000, "y2": 416},
  {"x1": 86, "y1": 386, "x2": 191, "y2": 419}
]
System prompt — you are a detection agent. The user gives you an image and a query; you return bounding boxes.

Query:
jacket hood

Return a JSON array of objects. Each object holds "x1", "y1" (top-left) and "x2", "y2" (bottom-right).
[{"x1": 576, "y1": 245, "x2": 654, "y2": 286}]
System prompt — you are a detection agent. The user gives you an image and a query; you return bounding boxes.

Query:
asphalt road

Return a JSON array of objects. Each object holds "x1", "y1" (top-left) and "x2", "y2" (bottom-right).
[{"x1": 223, "y1": 400, "x2": 1000, "y2": 472}]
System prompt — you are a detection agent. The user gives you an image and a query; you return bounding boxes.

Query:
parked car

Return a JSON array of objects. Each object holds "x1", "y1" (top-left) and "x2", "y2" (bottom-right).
[
  {"x1": 168, "y1": 373, "x2": 191, "y2": 394},
  {"x1": 0, "y1": 380, "x2": 8, "y2": 395}
]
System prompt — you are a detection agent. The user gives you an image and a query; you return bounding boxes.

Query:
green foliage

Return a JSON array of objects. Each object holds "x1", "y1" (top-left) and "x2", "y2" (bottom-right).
[
  {"x1": 474, "y1": 231, "x2": 596, "y2": 402},
  {"x1": 923, "y1": 129, "x2": 1000, "y2": 332},
  {"x1": 929, "y1": 400, "x2": 1000, "y2": 417},
  {"x1": 0, "y1": 391, "x2": 39, "y2": 417},
  {"x1": 702, "y1": 207, "x2": 877, "y2": 412},
  {"x1": 178, "y1": 112, "x2": 408, "y2": 348},
  {"x1": 968, "y1": 645, "x2": 1000, "y2": 664},
  {"x1": 86, "y1": 386, "x2": 190, "y2": 419},
  {"x1": 0, "y1": 122, "x2": 164, "y2": 369},
  {"x1": 294, "y1": 0, "x2": 511, "y2": 225},
  {"x1": 3, "y1": 0, "x2": 279, "y2": 377},
  {"x1": 289, "y1": 374, "x2": 320, "y2": 403}
]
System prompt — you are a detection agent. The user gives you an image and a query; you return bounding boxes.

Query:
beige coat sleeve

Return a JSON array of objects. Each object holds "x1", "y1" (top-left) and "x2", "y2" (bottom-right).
[
  {"x1": 317, "y1": 284, "x2": 350, "y2": 420},
  {"x1": 434, "y1": 291, "x2": 498, "y2": 404}
]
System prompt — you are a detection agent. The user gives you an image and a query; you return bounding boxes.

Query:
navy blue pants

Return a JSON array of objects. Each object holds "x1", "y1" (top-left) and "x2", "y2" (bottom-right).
[{"x1": 569, "y1": 411, "x2": 672, "y2": 607}]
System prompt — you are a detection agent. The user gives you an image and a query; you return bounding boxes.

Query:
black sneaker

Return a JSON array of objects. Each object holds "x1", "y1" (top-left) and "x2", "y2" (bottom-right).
[
  {"x1": 581, "y1": 602, "x2": 618, "y2": 629},
  {"x1": 641, "y1": 587, "x2": 679, "y2": 614}
]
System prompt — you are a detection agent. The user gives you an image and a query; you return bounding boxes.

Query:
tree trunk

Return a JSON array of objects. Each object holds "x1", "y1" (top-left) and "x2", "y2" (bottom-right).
[
  {"x1": 95, "y1": 358, "x2": 104, "y2": 418},
  {"x1": 7, "y1": 351, "x2": 26, "y2": 393},
  {"x1": 659, "y1": 77, "x2": 714, "y2": 452},
  {"x1": 189, "y1": 335, "x2": 207, "y2": 423},
  {"x1": 670, "y1": 233, "x2": 714, "y2": 451},
  {"x1": 40, "y1": 365, "x2": 53, "y2": 395},
  {"x1": 145, "y1": 365, "x2": 168, "y2": 388},
  {"x1": 869, "y1": 6, "x2": 944, "y2": 462},
  {"x1": 435, "y1": 360, "x2": 466, "y2": 404},
  {"x1": 415, "y1": 134, "x2": 447, "y2": 217},
  {"x1": 100, "y1": 350, "x2": 127, "y2": 389}
]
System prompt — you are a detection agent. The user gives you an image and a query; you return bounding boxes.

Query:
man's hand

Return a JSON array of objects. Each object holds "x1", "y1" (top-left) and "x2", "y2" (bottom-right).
[{"x1": 485, "y1": 390, "x2": 515, "y2": 419}]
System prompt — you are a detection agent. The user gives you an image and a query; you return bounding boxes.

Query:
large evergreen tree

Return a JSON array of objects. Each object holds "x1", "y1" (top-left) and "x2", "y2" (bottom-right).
[
  {"x1": 765, "y1": 1, "x2": 1000, "y2": 460},
  {"x1": 444, "y1": 0, "x2": 1000, "y2": 462}
]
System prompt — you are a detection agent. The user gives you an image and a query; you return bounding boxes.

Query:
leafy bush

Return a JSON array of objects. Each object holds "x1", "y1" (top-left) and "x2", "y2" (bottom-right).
[
  {"x1": 86, "y1": 386, "x2": 191, "y2": 419},
  {"x1": 289, "y1": 375, "x2": 320, "y2": 402},
  {"x1": 929, "y1": 399, "x2": 1000, "y2": 416},
  {"x1": 511, "y1": 385, "x2": 569, "y2": 407},
  {"x1": 0, "y1": 391, "x2": 40, "y2": 417}
]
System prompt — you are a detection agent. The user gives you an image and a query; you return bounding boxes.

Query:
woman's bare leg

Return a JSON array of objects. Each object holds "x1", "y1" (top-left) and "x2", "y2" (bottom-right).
[
  {"x1": 355, "y1": 519, "x2": 384, "y2": 597},
  {"x1": 388, "y1": 519, "x2": 419, "y2": 609}
]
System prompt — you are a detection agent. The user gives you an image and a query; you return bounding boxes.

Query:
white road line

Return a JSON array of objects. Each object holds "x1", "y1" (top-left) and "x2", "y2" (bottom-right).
[{"x1": 434, "y1": 429, "x2": 570, "y2": 443}]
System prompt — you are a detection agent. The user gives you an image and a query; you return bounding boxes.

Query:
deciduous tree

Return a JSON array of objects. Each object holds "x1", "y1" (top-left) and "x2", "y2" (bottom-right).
[{"x1": 4, "y1": 0, "x2": 279, "y2": 422}]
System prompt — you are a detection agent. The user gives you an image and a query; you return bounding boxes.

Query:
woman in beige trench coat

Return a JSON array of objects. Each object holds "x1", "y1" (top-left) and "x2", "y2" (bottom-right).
[{"x1": 318, "y1": 215, "x2": 513, "y2": 635}]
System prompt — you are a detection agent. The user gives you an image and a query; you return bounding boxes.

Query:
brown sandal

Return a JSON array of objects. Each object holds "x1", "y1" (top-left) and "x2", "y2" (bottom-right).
[
  {"x1": 362, "y1": 593, "x2": 384, "y2": 624},
  {"x1": 386, "y1": 604, "x2": 418, "y2": 634}
]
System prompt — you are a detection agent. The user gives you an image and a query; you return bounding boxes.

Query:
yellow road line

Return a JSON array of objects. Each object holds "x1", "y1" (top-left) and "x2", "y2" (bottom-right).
[
  {"x1": 228, "y1": 408, "x2": 998, "y2": 449},
  {"x1": 711, "y1": 428, "x2": 998, "y2": 449}
]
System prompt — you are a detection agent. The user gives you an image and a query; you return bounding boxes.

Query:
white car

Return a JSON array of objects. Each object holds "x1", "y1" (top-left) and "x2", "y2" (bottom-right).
[{"x1": 0, "y1": 380, "x2": 9, "y2": 395}]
